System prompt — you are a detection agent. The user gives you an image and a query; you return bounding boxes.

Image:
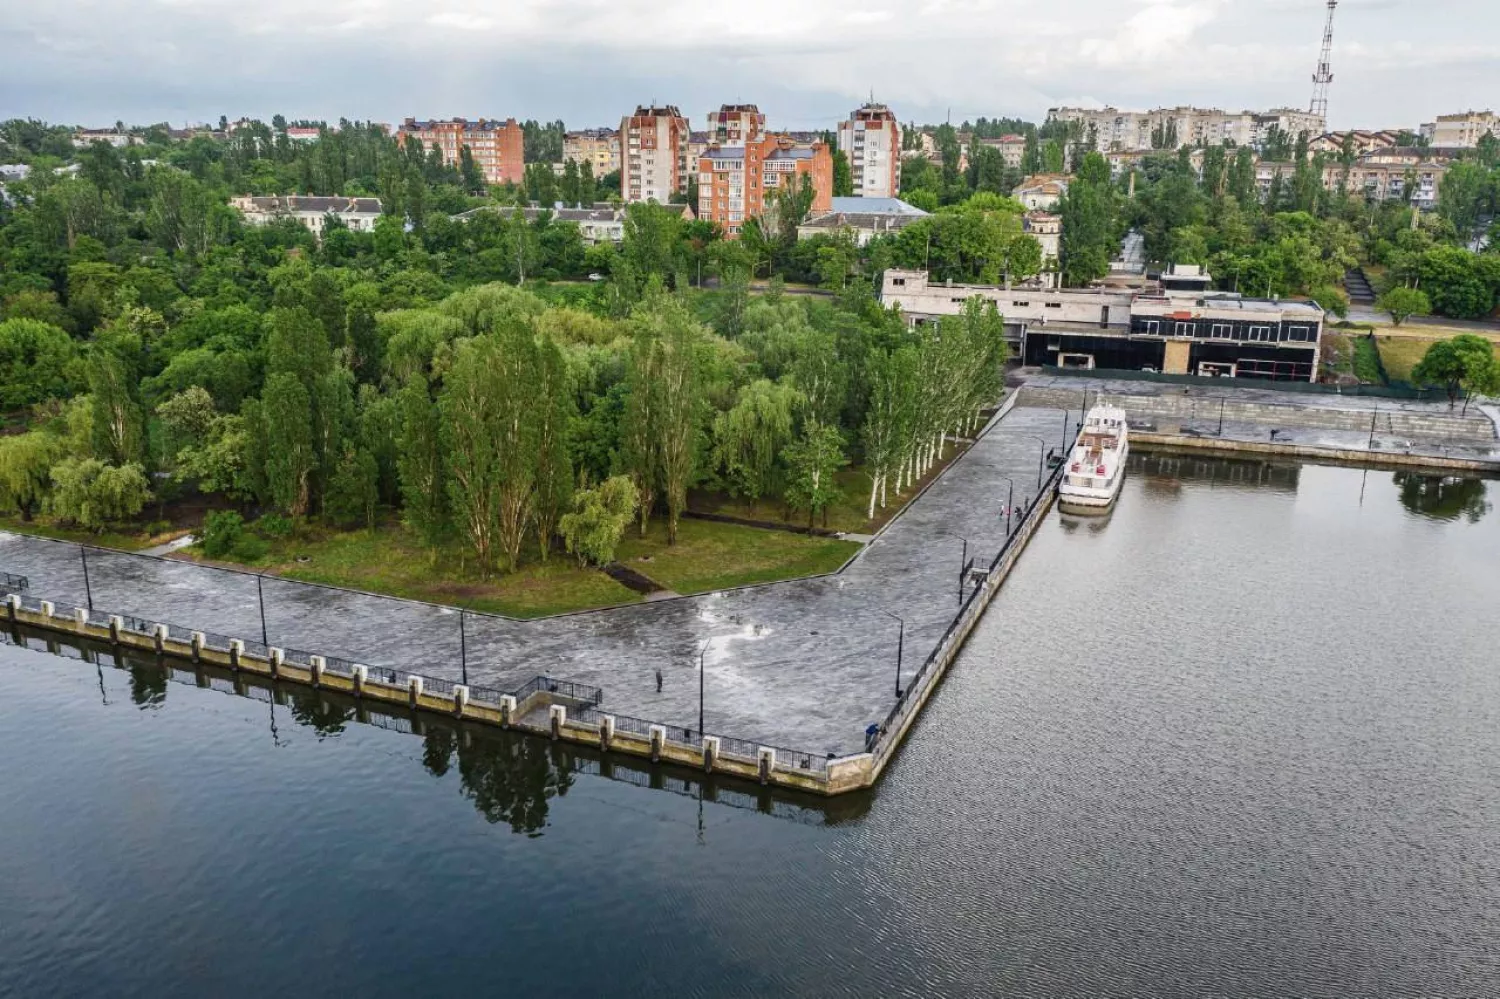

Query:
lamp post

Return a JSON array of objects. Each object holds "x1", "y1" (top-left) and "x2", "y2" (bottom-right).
[
  {"x1": 1009, "y1": 433, "x2": 1048, "y2": 488},
  {"x1": 698, "y1": 639, "x2": 709, "y2": 739},
  {"x1": 79, "y1": 545, "x2": 93, "y2": 611},
  {"x1": 998, "y1": 476, "x2": 1017, "y2": 535},
  {"x1": 256, "y1": 575, "x2": 268, "y2": 646},
  {"x1": 882, "y1": 610, "x2": 904, "y2": 699},
  {"x1": 458, "y1": 608, "x2": 468, "y2": 686},
  {"x1": 934, "y1": 531, "x2": 968, "y2": 604}
]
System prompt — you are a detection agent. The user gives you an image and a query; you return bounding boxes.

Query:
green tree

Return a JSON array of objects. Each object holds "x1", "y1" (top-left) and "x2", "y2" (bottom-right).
[
  {"x1": 623, "y1": 297, "x2": 705, "y2": 544},
  {"x1": 1413, "y1": 334, "x2": 1499, "y2": 407},
  {"x1": 784, "y1": 422, "x2": 847, "y2": 528},
  {"x1": 0, "y1": 318, "x2": 77, "y2": 408},
  {"x1": 832, "y1": 148, "x2": 854, "y2": 197},
  {"x1": 261, "y1": 372, "x2": 316, "y2": 516},
  {"x1": 325, "y1": 446, "x2": 379, "y2": 528},
  {"x1": 0, "y1": 432, "x2": 61, "y2": 520},
  {"x1": 396, "y1": 377, "x2": 449, "y2": 551},
  {"x1": 1376, "y1": 286, "x2": 1431, "y2": 326},
  {"x1": 531, "y1": 336, "x2": 575, "y2": 560},
  {"x1": 558, "y1": 475, "x2": 638, "y2": 567},
  {"x1": 86, "y1": 339, "x2": 146, "y2": 465},
  {"x1": 47, "y1": 458, "x2": 151, "y2": 530},
  {"x1": 713, "y1": 379, "x2": 800, "y2": 510}
]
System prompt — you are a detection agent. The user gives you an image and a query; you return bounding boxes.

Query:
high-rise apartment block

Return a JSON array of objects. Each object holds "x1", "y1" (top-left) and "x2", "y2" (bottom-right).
[
  {"x1": 1423, "y1": 111, "x2": 1500, "y2": 148},
  {"x1": 397, "y1": 118, "x2": 524, "y2": 186},
  {"x1": 837, "y1": 103, "x2": 902, "y2": 199},
  {"x1": 563, "y1": 128, "x2": 621, "y2": 176},
  {"x1": 695, "y1": 104, "x2": 832, "y2": 237},
  {"x1": 620, "y1": 106, "x2": 692, "y2": 204},
  {"x1": 1046, "y1": 106, "x2": 1325, "y2": 153}
]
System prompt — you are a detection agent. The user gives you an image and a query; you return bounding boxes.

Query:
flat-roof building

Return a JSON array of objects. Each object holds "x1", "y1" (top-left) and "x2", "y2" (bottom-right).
[{"x1": 397, "y1": 118, "x2": 525, "y2": 186}]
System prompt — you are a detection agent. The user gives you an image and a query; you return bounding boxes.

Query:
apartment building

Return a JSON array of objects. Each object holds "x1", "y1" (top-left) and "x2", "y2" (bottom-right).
[
  {"x1": 881, "y1": 268, "x2": 1323, "y2": 382},
  {"x1": 72, "y1": 128, "x2": 140, "y2": 149},
  {"x1": 1024, "y1": 212, "x2": 1062, "y2": 289},
  {"x1": 975, "y1": 134, "x2": 1027, "y2": 169},
  {"x1": 698, "y1": 134, "x2": 832, "y2": 237},
  {"x1": 797, "y1": 197, "x2": 929, "y2": 246},
  {"x1": 397, "y1": 118, "x2": 524, "y2": 186},
  {"x1": 454, "y1": 202, "x2": 694, "y2": 244},
  {"x1": 836, "y1": 103, "x2": 903, "y2": 199},
  {"x1": 1047, "y1": 106, "x2": 1325, "y2": 152},
  {"x1": 620, "y1": 105, "x2": 692, "y2": 204},
  {"x1": 1256, "y1": 151, "x2": 1448, "y2": 210},
  {"x1": 707, "y1": 104, "x2": 766, "y2": 145},
  {"x1": 1423, "y1": 111, "x2": 1500, "y2": 148},
  {"x1": 562, "y1": 128, "x2": 620, "y2": 176},
  {"x1": 1308, "y1": 130, "x2": 1404, "y2": 156}
]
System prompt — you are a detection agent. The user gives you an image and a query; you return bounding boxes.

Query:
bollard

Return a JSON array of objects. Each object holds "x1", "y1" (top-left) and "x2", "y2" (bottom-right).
[
  {"x1": 649, "y1": 724, "x2": 666, "y2": 763},
  {"x1": 702, "y1": 735, "x2": 720, "y2": 773},
  {"x1": 108, "y1": 614, "x2": 123, "y2": 644},
  {"x1": 269, "y1": 647, "x2": 283, "y2": 679},
  {"x1": 599, "y1": 714, "x2": 615, "y2": 752},
  {"x1": 351, "y1": 664, "x2": 367, "y2": 697},
  {"x1": 548, "y1": 704, "x2": 566, "y2": 740},
  {"x1": 39, "y1": 600, "x2": 54, "y2": 619},
  {"x1": 6, "y1": 593, "x2": 17, "y2": 623},
  {"x1": 499, "y1": 694, "x2": 516, "y2": 728},
  {"x1": 306, "y1": 654, "x2": 322, "y2": 687},
  {"x1": 452, "y1": 684, "x2": 470, "y2": 718},
  {"x1": 757, "y1": 747, "x2": 776, "y2": 785},
  {"x1": 153, "y1": 624, "x2": 167, "y2": 655},
  {"x1": 228, "y1": 639, "x2": 243, "y2": 669},
  {"x1": 407, "y1": 675, "x2": 423, "y2": 708},
  {"x1": 74, "y1": 607, "x2": 89, "y2": 632},
  {"x1": 190, "y1": 631, "x2": 205, "y2": 663}
]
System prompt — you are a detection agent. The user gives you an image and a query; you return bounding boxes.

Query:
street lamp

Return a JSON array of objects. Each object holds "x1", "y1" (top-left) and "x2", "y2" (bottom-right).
[
  {"x1": 458, "y1": 608, "x2": 468, "y2": 686},
  {"x1": 997, "y1": 476, "x2": 1017, "y2": 535},
  {"x1": 881, "y1": 610, "x2": 905, "y2": 699},
  {"x1": 698, "y1": 638, "x2": 710, "y2": 739},
  {"x1": 79, "y1": 544, "x2": 94, "y2": 611},
  {"x1": 934, "y1": 531, "x2": 968, "y2": 604},
  {"x1": 256, "y1": 575, "x2": 269, "y2": 646},
  {"x1": 1004, "y1": 432, "x2": 1049, "y2": 487}
]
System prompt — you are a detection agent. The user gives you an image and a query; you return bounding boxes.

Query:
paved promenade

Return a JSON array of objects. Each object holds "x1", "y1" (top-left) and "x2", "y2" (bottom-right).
[{"x1": 0, "y1": 403, "x2": 1074, "y2": 757}]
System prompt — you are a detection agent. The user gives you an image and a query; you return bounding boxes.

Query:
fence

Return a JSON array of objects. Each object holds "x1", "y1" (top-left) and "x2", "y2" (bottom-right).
[
  {"x1": 1, "y1": 579, "x2": 830, "y2": 782},
  {"x1": 1042, "y1": 364, "x2": 1448, "y2": 401}
]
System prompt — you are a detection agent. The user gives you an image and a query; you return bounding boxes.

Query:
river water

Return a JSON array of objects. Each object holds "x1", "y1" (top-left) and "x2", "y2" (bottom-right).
[{"x1": 2, "y1": 456, "x2": 1498, "y2": 998}]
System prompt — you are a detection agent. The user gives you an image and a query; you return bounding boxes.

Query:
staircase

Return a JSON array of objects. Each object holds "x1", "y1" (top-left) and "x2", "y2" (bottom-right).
[{"x1": 1344, "y1": 268, "x2": 1376, "y2": 307}]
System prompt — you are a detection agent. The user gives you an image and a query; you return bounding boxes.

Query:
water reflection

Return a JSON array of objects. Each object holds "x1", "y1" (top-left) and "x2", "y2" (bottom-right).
[
  {"x1": 1, "y1": 624, "x2": 866, "y2": 831},
  {"x1": 1394, "y1": 473, "x2": 1492, "y2": 523},
  {"x1": 1129, "y1": 451, "x2": 1302, "y2": 491}
]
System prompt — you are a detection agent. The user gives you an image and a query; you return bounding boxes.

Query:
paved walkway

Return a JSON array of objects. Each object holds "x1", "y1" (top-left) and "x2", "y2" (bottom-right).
[{"x1": 0, "y1": 404, "x2": 1075, "y2": 757}]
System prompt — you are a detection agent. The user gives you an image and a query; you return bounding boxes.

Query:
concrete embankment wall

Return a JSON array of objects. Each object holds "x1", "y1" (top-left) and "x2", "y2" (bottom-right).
[
  {"x1": 1016, "y1": 385, "x2": 1495, "y2": 443},
  {"x1": 1131, "y1": 433, "x2": 1499, "y2": 473}
]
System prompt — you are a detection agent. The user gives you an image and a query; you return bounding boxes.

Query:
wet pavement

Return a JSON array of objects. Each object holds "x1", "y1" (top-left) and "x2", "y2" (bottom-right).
[{"x1": 0, "y1": 404, "x2": 1075, "y2": 758}]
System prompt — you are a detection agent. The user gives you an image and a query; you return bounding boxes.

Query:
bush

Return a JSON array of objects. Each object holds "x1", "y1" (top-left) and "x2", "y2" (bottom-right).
[
  {"x1": 201, "y1": 510, "x2": 244, "y2": 558},
  {"x1": 255, "y1": 513, "x2": 293, "y2": 539},
  {"x1": 230, "y1": 534, "x2": 269, "y2": 562}
]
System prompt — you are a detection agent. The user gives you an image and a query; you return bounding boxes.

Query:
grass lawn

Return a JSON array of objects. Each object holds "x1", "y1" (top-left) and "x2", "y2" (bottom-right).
[
  {"x1": 616, "y1": 518, "x2": 858, "y2": 594},
  {"x1": 1375, "y1": 335, "x2": 1436, "y2": 383},
  {"x1": 689, "y1": 443, "x2": 975, "y2": 536},
  {"x1": 0, "y1": 514, "x2": 176, "y2": 552},
  {"x1": 178, "y1": 513, "x2": 860, "y2": 617}
]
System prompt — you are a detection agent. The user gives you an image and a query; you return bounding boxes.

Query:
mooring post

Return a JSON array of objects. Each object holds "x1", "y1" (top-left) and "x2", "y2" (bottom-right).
[
  {"x1": 108, "y1": 615, "x2": 123, "y2": 645},
  {"x1": 190, "y1": 631, "x2": 205, "y2": 663},
  {"x1": 549, "y1": 703, "x2": 566, "y2": 740},
  {"x1": 306, "y1": 653, "x2": 321, "y2": 687},
  {"x1": 229, "y1": 638, "x2": 243, "y2": 669},
  {"x1": 153, "y1": 624, "x2": 167, "y2": 655},
  {"x1": 407, "y1": 675, "x2": 423, "y2": 708},
  {"x1": 757, "y1": 747, "x2": 776, "y2": 785},
  {"x1": 6, "y1": 593, "x2": 18, "y2": 624},
  {"x1": 599, "y1": 713, "x2": 614, "y2": 752},
  {"x1": 702, "y1": 735, "x2": 720, "y2": 773},
  {"x1": 269, "y1": 647, "x2": 283, "y2": 679},
  {"x1": 351, "y1": 664, "x2": 367, "y2": 698},
  {"x1": 499, "y1": 694, "x2": 515, "y2": 727},
  {"x1": 452, "y1": 684, "x2": 470, "y2": 718},
  {"x1": 649, "y1": 724, "x2": 666, "y2": 762}
]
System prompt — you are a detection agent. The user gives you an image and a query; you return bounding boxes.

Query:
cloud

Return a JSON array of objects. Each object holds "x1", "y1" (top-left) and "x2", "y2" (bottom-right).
[{"x1": 0, "y1": 0, "x2": 1496, "y2": 130}]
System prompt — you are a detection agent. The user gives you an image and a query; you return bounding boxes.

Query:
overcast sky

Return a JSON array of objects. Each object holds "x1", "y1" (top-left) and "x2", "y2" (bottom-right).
[{"x1": 2, "y1": 0, "x2": 1495, "y2": 132}]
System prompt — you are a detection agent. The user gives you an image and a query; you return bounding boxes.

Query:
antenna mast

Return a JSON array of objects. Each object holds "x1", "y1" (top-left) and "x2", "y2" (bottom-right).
[{"x1": 1309, "y1": 0, "x2": 1337, "y2": 121}]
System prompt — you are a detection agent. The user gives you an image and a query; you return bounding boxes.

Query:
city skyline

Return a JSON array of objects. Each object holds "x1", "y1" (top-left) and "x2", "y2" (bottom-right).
[{"x1": 2, "y1": 0, "x2": 1497, "y2": 132}]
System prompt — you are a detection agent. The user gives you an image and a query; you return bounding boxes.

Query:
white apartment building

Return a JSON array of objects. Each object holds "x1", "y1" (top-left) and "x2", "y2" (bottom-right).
[
  {"x1": 836, "y1": 103, "x2": 902, "y2": 199},
  {"x1": 1425, "y1": 111, "x2": 1500, "y2": 148},
  {"x1": 1047, "y1": 106, "x2": 1325, "y2": 153},
  {"x1": 231, "y1": 196, "x2": 383, "y2": 235},
  {"x1": 620, "y1": 105, "x2": 691, "y2": 204}
]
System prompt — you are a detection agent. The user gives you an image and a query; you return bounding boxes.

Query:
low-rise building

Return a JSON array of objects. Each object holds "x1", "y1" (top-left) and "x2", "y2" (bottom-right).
[
  {"x1": 1308, "y1": 130, "x2": 1404, "y2": 156},
  {"x1": 880, "y1": 268, "x2": 1323, "y2": 382},
  {"x1": 1024, "y1": 211, "x2": 1062, "y2": 289},
  {"x1": 73, "y1": 128, "x2": 140, "y2": 149},
  {"x1": 231, "y1": 195, "x2": 383, "y2": 235},
  {"x1": 453, "y1": 202, "x2": 693, "y2": 244},
  {"x1": 796, "y1": 197, "x2": 929, "y2": 245},
  {"x1": 397, "y1": 117, "x2": 525, "y2": 186},
  {"x1": 1014, "y1": 174, "x2": 1069, "y2": 210}
]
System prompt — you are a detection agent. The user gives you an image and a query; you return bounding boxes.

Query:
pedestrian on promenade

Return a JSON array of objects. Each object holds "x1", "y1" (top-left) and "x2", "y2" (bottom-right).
[{"x1": 655, "y1": 668, "x2": 663, "y2": 693}]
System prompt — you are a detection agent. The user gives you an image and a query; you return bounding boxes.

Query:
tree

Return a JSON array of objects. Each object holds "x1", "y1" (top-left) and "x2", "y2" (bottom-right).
[
  {"x1": 0, "y1": 318, "x2": 77, "y2": 408},
  {"x1": 1060, "y1": 153, "x2": 1116, "y2": 286},
  {"x1": 531, "y1": 336, "x2": 575, "y2": 559},
  {"x1": 0, "y1": 432, "x2": 60, "y2": 520},
  {"x1": 47, "y1": 458, "x2": 151, "y2": 530},
  {"x1": 622, "y1": 297, "x2": 705, "y2": 544},
  {"x1": 325, "y1": 446, "x2": 379, "y2": 528},
  {"x1": 832, "y1": 148, "x2": 854, "y2": 197},
  {"x1": 1413, "y1": 334, "x2": 1499, "y2": 407},
  {"x1": 713, "y1": 379, "x2": 799, "y2": 510},
  {"x1": 396, "y1": 377, "x2": 448, "y2": 551},
  {"x1": 558, "y1": 475, "x2": 638, "y2": 567},
  {"x1": 1376, "y1": 287, "x2": 1431, "y2": 326},
  {"x1": 86, "y1": 338, "x2": 146, "y2": 465},
  {"x1": 261, "y1": 372, "x2": 316, "y2": 516},
  {"x1": 784, "y1": 422, "x2": 847, "y2": 528}
]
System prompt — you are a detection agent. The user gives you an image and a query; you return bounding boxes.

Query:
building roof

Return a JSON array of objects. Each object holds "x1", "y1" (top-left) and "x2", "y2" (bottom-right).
[
  {"x1": 765, "y1": 145, "x2": 817, "y2": 161},
  {"x1": 829, "y1": 196, "x2": 928, "y2": 216},
  {"x1": 702, "y1": 147, "x2": 746, "y2": 161},
  {"x1": 400, "y1": 118, "x2": 518, "y2": 132},
  {"x1": 799, "y1": 211, "x2": 927, "y2": 234},
  {"x1": 241, "y1": 196, "x2": 382, "y2": 215}
]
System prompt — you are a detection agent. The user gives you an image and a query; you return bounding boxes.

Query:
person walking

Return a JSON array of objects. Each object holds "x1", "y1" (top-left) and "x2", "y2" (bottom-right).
[{"x1": 655, "y1": 668, "x2": 663, "y2": 693}]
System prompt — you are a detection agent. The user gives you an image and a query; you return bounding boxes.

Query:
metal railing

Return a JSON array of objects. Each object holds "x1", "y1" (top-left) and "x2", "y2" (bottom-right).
[{"x1": 2, "y1": 572, "x2": 29, "y2": 592}]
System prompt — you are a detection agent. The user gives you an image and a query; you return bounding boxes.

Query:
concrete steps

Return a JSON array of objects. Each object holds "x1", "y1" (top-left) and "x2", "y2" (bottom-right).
[{"x1": 1344, "y1": 268, "x2": 1376, "y2": 305}]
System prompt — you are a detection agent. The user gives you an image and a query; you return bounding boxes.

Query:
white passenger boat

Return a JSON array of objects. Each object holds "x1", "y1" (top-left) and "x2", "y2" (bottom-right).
[{"x1": 1058, "y1": 405, "x2": 1129, "y2": 515}]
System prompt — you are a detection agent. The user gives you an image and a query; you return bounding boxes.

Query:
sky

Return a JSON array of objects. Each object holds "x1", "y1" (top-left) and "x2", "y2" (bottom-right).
[{"x1": 2, "y1": 0, "x2": 1496, "y2": 132}]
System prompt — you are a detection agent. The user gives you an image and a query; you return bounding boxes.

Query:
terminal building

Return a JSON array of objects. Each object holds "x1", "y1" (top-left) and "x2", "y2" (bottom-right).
[{"x1": 880, "y1": 266, "x2": 1324, "y2": 382}]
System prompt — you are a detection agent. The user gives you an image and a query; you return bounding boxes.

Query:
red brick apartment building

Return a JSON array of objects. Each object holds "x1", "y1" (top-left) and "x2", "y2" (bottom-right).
[
  {"x1": 397, "y1": 118, "x2": 525, "y2": 186},
  {"x1": 695, "y1": 104, "x2": 832, "y2": 237}
]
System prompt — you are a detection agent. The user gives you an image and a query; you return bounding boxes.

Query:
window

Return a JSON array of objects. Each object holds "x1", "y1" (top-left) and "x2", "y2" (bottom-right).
[
  {"x1": 1247, "y1": 325, "x2": 1273, "y2": 342},
  {"x1": 891, "y1": 277, "x2": 906, "y2": 287},
  {"x1": 1174, "y1": 321, "x2": 1194, "y2": 337},
  {"x1": 1286, "y1": 325, "x2": 1312, "y2": 342},
  {"x1": 1045, "y1": 302, "x2": 1062, "y2": 309},
  {"x1": 1139, "y1": 319, "x2": 1159, "y2": 334},
  {"x1": 1211, "y1": 323, "x2": 1233, "y2": 339}
]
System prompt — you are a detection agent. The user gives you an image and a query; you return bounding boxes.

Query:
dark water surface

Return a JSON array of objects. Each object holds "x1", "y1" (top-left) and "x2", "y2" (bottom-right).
[{"x1": 2, "y1": 457, "x2": 1498, "y2": 998}]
